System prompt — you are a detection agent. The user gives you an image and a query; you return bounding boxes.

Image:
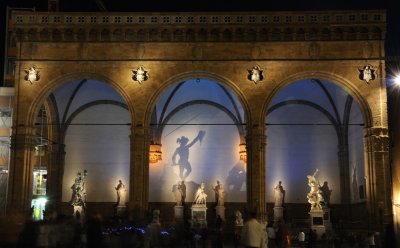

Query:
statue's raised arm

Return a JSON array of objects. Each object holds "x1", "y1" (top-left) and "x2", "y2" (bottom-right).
[{"x1": 187, "y1": 130, "x2": 206, "y2": 148}]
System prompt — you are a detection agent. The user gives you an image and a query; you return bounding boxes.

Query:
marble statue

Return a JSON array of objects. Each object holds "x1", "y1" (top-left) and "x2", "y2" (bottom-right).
[
  {"x1": 70, "y1": 170, "x2": 88, "y2": 215},
  {"x1": 152, "y1": 209, "x2": 160, "y2": 224},
  {"x1": 193, "y1": 182, "x2": 207, "y2": 205},
  {"x1": 234, "y1": 210, "x2": 244, "y2": 226},
  {"x1": 174, "y1": 181, "x2": 184, "y2": 206},
  {"x1": 115, "y1": 179, "x2": 127, "y2": 206},
  {"x1": 274, "y1": 181, "x2": 285, "y2": 207},
  {"x1": 307, "y1": 169, "x2": 324, "y2": 210},
  {"x1": 180, "y1": 181, "x2": 186, "y2": 205},
  {"x1": 212, "y1": 180, "x2": 225, "y2": 206}
]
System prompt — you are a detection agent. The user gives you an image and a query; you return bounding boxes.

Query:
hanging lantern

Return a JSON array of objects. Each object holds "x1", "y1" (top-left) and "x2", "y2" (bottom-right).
[
  {"x1": 239, "y1": 143, "x2": 247, "y2": 162},
  {"x1": 149, "y1": 143, "x2": 162, "y2": 163}
]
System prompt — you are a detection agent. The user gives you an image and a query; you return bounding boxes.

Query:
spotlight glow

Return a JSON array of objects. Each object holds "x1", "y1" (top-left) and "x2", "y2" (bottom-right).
[{"x1": 395, "y1": 75, "x2": 400, "y2": 86}]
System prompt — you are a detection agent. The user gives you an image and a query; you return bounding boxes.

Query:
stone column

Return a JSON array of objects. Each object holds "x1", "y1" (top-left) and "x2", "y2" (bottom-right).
[
  {"x1": 364, "y1": 127, "x2": 391, "y2": 224},
  {"x1": 6, "y1": 126, "x2": 36, "y2": 215},
  {"x1": 129, "y1": 124, "x2": 150, "y2": 223},
  {"x1": 338, "y1": 142, "x2": 351, "y2": 205},
  {"x1": 246, "y1": 125, "x2": 266, "y2": 220},
  {"x1": 46, "y1": 142, "x2": 66, "y2": 214}
]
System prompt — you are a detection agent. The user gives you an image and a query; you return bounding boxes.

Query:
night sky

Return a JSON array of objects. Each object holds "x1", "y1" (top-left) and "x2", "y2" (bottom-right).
[{"x1": 0, "y1": 0, "x2": 399, "y2": 85}]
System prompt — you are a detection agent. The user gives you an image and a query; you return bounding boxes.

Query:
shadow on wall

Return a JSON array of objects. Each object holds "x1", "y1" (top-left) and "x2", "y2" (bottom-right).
[{"x1": 226, "y1": 160, "x2": 246, "y2": 197}]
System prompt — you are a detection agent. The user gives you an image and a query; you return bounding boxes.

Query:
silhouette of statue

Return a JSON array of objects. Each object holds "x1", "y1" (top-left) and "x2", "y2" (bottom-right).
[
  {"x1": 172, "y1": 130, "x2": 205, "y2": 180},
  {"x1": 226, "y1": 161, "x2": 246, "y2": 192},
  {"x1": 320, "y1": 181, "x2": 332, "y2": 206}
]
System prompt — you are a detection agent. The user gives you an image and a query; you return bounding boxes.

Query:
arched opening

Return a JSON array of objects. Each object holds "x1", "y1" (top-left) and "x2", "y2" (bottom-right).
[
  {"x1": 32, "y1": 79, "x2": 131, "y2": 218},
  {"x1": 148, "y1": 78, "x2": 247, "y2": 214},
  {"x1": 265, "y1": 79, "x2": 366, "y2": 223}
]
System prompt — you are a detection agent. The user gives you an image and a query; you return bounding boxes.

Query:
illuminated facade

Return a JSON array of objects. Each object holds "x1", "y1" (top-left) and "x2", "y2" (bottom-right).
[{"x1": 3, "y1": 9, "x2": 392, "y2": 231}]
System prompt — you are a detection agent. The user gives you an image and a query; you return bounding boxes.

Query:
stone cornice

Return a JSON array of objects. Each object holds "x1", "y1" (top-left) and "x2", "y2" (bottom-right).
[{"x1": 9, "y1": 10, "x2": 386, "y2": 42}]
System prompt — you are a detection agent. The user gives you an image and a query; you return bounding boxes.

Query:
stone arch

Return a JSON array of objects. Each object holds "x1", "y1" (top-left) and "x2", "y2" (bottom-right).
[
  {"x1": 143, "y1": 71, "x2": 251, "y2": 129},
  {"x1": 25, "y1": 72, "x2": 135, "y2": 129},
  {"x1": 262, "y1": 71, "x2": 374, "y2": 217},
  {"x1": 146, "y1": 72, "x2": 250, "y2": 205},
  {"x1": 261, "y1": 71, "x2": 372, "y2": 128}
]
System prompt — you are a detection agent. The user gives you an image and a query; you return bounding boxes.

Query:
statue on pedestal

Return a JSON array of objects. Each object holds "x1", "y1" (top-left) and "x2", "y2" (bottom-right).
[
  {"x1": 234, "y1": 210, "x2": 244, "y2": 226},
  {"x1": 193, "y1": 182, "x2": 207, "y2": 205},
  {"x1": 70, "y1": 169, "x2": 88, "y2": 216},
  {"x1": 115, "y1": 180, "x2": 127, "y2": 207},
  {"x1": 274, "y1": 181, "x2": 285, "y2": 207},
  {"x1": 174, "y1": 181, "x2": 185, "y2": 206},
  {"x1": 212, "y1": 180, "x2": 225, "y2": 206},
  {"x1": 307, "y1": 169, "x2": 324, "y2": 210}
]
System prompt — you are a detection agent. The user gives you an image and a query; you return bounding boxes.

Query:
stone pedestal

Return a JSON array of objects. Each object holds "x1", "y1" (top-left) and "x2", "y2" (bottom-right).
[
  {"x1": 115, "y1": 205, "x2": 127, "y2": 217},
  {"x1": 215, "y1": 206, "x2": 225, "y2": 220},
  {"x1": 273, "y1": 206, "x2": 284, "y2": 222},
  {"x1": 309, "y1": 209, "x2": 326, "y2": 239},
  {"x1": 174, "y1": 206, "x2": 184, "y2": 220},
  {"x1": 73, "y1": 205, "x2": 85, "y2": 219},
  {"x1": 191, "y1": 204, "x2": 207, "y2": 228},
  {"x1": 323, "y1": 207, "x2": 332, "y2": 229}
]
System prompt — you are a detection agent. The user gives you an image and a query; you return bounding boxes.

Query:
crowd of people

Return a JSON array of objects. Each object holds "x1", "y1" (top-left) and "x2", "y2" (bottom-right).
[{"x1": 1, "y1": 207, "x2": 395, "y2": 248}]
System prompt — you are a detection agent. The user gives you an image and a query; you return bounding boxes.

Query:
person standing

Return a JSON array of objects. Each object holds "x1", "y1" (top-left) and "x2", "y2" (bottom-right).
[
  {"x1": 266, "y1": 221, "x2": 277, "y2": 248},
  {"x1": 241, "y1": 211, "x2": 265, "y2": 248},
  {"x1": 298, "y1": 231, "x2": 306, "y2": 248}
]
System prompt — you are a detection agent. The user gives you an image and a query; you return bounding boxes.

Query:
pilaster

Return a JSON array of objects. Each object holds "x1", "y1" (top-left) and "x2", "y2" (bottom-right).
[
  {"x1": 6, "y1": 126, "x2": 36, "y2": 215},
  {"x1": 338, "y1": 143, "x2": 351, "y2": 205},
  {"x1": 45, "y1": 143, "x2": 65, "y2": 214},
  {"x1": 129, "y1": 124, "x2": 150, "y2": 223},
  {"x1": 364, "y1": 127, "x2": 391, "y2": 223},
  {"x1": 246, "y1": 124, "x2": 266, "y2": 220}
]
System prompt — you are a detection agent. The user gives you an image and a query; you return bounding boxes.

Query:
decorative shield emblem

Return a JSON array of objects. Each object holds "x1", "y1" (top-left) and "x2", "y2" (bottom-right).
[
  {"x1": 247, "y1": 66, "x2": 264, "y2": 84},
  {"x1": 132, "y1": 66, "x2": 149, "y2": 84},
  {"x1": 24, "y1": 66, "x2": 40, "y2": 84},
  {"x1": 358, "y1": 64, "x2": 375, "y2": 84}
]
